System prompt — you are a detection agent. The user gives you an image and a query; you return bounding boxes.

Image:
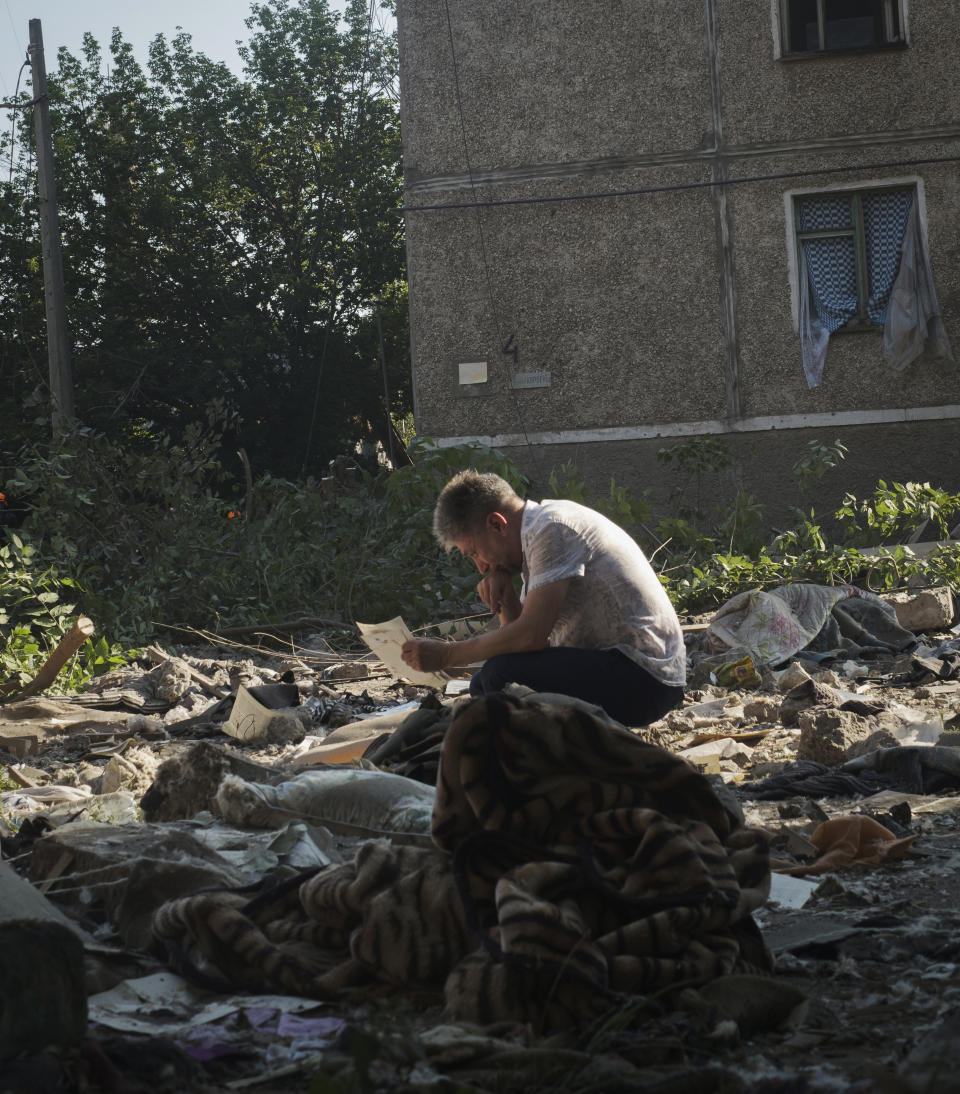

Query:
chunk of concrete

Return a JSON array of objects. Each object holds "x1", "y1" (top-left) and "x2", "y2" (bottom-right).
[
  {"x1": 812, "y1": 670, "x2": 842, "y2": 688},
  {"x1": 743, "y1": 697, "x2": 780, "y2": 723},
  {"x1": 779, "y1": 680, "x2": 843, "y2": 727},
  {"x1": 796, "y1": 708, "x2": 875, "y2": 766},
  {"x1": 679, "y1": 738, "x2": 754, "y2": 771},
  {"x1": 842, "y1": 729, "x2": 901, "y2": 760},
  {"x1": 140, "y1": 740, "x2": 285, "y2": 822},
  {"x1": 882, "y1": 587, "x2": 955, "y2": 633},
  {"x1": 776, "y1": 662, "x2": 812, "y2": 693}
]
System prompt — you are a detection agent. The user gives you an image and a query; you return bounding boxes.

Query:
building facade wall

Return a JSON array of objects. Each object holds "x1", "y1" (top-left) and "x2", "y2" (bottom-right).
[{"x1": 397, "y1": 0, "x2": 960, "y2": 515}]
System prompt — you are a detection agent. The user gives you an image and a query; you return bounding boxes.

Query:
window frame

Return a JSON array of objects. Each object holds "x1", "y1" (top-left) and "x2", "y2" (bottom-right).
[
  {"x1": 777, "y1": 0, "x2": 908, "y2": 60},
  {"x1": 785, "y1": 177, "x2": 924, "y2": 334}
]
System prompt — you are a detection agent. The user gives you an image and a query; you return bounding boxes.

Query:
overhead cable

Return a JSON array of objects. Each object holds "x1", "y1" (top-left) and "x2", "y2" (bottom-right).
[{"x1": 398, "y1": 153, "x2": 960, "y2": 215}]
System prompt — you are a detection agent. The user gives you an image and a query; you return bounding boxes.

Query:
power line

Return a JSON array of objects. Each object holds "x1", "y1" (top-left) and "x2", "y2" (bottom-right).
[
  {"x1": 1, "y1": 0, "x2": 24, "y2": 97},
  {"x1": 5, "y1": 61, "x2": 29, "y2": 189},
  {"x1": 399, "y1": 153, "x2": 960, "y2": 216}
]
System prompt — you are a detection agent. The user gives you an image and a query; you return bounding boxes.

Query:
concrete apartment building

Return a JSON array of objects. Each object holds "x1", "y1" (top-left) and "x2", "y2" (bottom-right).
[{"x1": 395, "y1": 1, "x2": 960, "y2": 522}]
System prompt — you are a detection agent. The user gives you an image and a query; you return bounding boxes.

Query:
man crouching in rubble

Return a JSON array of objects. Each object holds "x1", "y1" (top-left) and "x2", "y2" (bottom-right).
[{"x1": 401, "y1": 469, "x2": 686, "y2": 726}]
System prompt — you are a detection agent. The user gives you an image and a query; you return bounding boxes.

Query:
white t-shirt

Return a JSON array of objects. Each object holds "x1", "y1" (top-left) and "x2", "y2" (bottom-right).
[{"x1": 520, "y1": 499, "x2": 687, "y2": 687}]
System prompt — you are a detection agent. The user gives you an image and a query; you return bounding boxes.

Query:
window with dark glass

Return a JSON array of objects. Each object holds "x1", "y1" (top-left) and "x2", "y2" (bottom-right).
[{"x1": 783, "y1": 0, "x2": 904, "y2": 56}]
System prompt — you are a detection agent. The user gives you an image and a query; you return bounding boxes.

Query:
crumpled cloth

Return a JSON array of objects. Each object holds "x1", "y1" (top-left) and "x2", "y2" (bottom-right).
[
  {"x1": 744, "y1": 747, "x2": 960, "y2": 801},
  {"x1": 740, "y1": 761, "x2": 888, "y2": 801},
  {"x1": 706, "y1": 583, "x2": 915, "y2": 668},
  {"x1": 843, "y1": 745, "x2": 960, "y2": 795},
  {"x1": 152, "y1": 694, "x2": 773, "y2": 1029},
  {"x1": 779, "y1": 815, "x2": 917, "y2": 876}
]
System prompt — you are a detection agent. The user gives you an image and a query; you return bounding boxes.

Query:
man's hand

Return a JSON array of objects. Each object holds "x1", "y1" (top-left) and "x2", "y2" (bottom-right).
[
  {"x1": 401, "y1": 638, "x2": 452, "y2": 674},
  {"x1": 477, "y1": 568, "x2": 521, "y2": 620},
  {"x1": 403, "y1": 578, "x2": 570, "y2": 672}
]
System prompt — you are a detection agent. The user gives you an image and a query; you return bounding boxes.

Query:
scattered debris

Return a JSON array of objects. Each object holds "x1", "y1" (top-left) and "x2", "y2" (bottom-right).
[{"x1": 1, "y1": 591, "x2": 959, "y2": 1092}]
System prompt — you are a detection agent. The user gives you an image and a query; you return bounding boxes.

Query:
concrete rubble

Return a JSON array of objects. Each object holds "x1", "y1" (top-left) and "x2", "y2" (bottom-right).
[{"x1": 1, "y1": 586, "x2": 959, "y2": 1092}]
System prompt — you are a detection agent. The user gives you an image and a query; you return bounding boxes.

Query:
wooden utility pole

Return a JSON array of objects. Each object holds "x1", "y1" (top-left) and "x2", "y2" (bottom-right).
[
  {"x1": 376, "y1": 309, "x2": 396, "y2": 468},
  {"x1": 28, "y1": 19, "x2": 74, "y2": 433}
]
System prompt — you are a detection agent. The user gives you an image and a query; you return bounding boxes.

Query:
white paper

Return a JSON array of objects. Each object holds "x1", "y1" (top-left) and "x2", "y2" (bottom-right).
[
  {"x1": 223, "y1": 684, "x2": 277, "y2": 742},
  {"x1": 88, "y1": 971, "x2": 324, "y2": 1035},
  {"x1": 891, "y1": 719, "x2": 943, "y2": 746},
  {"x1": 355, "y1": 616, "x2": 450, "y2": 688},
  {"x1": 768, "y1": 873, "x2": 819, "y2": 910}
]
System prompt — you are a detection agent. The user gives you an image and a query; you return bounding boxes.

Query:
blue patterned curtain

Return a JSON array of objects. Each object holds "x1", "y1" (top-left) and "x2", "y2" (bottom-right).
[
  {"x1": 797, "y1": 189, "x2": 914, "y2": 332},
  {"x1": 797, "y1": 195, "x2": 858, "y2": 332},
  {"x1": 863, "y1": 189, "x2": 914, "y2": 322}
]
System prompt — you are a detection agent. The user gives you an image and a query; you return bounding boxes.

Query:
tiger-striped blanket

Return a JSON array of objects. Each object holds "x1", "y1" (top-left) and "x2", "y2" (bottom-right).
[{"x1": 152, "y1": 693, "x2": 772, "y2": 1029}]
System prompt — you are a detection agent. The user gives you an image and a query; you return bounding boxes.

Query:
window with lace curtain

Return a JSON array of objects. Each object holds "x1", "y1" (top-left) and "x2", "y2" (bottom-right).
[
  {"x1": 791, "y1": 183, "x2": 953, "y2": 388},
  {"x1": 794, "y1": 186, "x2": 913, "y2": 335}
]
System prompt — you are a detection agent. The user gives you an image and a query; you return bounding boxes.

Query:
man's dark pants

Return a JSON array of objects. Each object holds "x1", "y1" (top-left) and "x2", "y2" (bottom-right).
[{"x1": 469, "y1": 647, "x2": 684, "y2": 727}]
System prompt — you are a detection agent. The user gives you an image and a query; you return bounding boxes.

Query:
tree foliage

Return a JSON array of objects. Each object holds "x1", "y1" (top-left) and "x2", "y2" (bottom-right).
[
  {"x1": 2, "y1": 428, "x2": 529, "y2": 653},
  {"x1": 0, "y1": 0, "x2": 407, "y2": 479}
]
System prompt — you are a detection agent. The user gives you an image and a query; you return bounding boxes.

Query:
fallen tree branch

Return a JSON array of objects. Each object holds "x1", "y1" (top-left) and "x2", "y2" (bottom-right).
[
  {"x1": 4, "y1": 764, "x2": 37, "y2": 789},
  {"x1": 151, "y1": 623, "x2": 366, "y2": 666},
  {"x1": 10, "y1": 616, "x2": 96, "y2": 700},
  {"x1": 213, "y1": 616, "x2": 355, "y2": 637}
]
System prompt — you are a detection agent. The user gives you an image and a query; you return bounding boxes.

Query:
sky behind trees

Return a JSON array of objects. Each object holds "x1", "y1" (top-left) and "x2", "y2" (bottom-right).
[{"x1": 1, "y1": 0, "x2": 348, "y2": 97}]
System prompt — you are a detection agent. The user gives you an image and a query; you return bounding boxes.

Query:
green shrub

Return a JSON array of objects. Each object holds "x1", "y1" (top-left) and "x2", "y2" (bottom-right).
[
  {"x1": 0, "y1": 533, "x2": 77, "y2": 691},
  {"x1": 547, "y1": 460, "x2": 651, "y2": 539},
  {"x1": 2, "y1": 429, "x2": 530, "y2": 652},
  {"x1": 4, "y1": 424, "x2": 959, "y2": 699},
  {"x1": 0, "y1": 532, "x2": 132, "y2": 694},
  {"x1": 835, "y1": 480, "x2": 960, "y2": 546},
  {"x1": 793, "y1": 439, "x2": 848, "y2": 498}
]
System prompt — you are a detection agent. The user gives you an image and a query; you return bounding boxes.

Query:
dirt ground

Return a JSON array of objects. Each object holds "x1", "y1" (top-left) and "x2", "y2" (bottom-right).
[{"x1": 3, "y1": 617, "x2": 960, "y2": 1094}]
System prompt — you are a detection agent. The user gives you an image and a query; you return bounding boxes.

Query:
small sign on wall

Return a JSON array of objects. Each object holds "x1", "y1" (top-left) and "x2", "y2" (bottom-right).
[
  {"x1": 510, "y1": 370, "x2": 551, "y2": 389},
  {"x1": 458, "y1": 361, "x2": 488, "y2": 385},
  {"x1": 455, "y1": 360, "x2": 488, "y2": 397}
]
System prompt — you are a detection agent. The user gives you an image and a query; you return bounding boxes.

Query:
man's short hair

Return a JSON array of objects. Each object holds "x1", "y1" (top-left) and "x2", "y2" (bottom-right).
[{"x1": 433, "y1": 470, "x2": 521, "y2": 549}]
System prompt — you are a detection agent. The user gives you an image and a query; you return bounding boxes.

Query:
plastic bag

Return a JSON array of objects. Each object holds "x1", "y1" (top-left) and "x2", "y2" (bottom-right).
[{"x1": 215, "y1": 769, "x2": 435, "y2": 836}]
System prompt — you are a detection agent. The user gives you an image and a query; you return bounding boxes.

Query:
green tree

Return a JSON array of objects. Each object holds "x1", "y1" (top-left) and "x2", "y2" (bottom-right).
[{"x1": 0, "y1": 0, "x2": 407, "y2": 479}]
